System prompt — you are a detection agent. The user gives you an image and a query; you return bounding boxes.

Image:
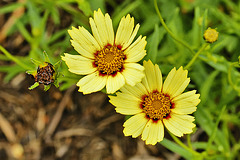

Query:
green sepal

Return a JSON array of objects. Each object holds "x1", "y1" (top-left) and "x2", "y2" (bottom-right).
[
  {"x1": 31, "y1": 58, "x2": 42, "y2": 66},
  {"x1": 28, "y1": 82, "x2": 39, "y2": 90},
  {"x1": 54, "y1": 60, "x2": 62, "y2": 70},
  {"x1": 43, "y1": 51, "x2": 50, "y2": 63},
  {"x1": 54, "y1": 80, "x2": 59, "y2": 88},
  {"x1": 26, "y1": 70, "x2": 36, "y2": 75},
  {"x1": 44, "y1": 84, "x2": 51, "y2": 91}
]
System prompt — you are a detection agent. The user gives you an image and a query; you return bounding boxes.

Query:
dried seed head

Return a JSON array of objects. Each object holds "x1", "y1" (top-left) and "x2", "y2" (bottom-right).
[{"x1": 35, "y1": 62, "x2": 55, "y2": 85}]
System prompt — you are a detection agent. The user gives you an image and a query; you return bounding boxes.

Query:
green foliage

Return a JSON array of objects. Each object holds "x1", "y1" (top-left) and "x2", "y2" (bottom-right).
[{"x1": 0, "y1": 0, "x2": 239, "y2": 159}]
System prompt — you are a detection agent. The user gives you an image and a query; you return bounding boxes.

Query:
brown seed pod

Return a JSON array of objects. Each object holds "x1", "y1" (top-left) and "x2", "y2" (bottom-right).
[{"x1": 35, "y1": 62, "x2": 55, "y2": 85}]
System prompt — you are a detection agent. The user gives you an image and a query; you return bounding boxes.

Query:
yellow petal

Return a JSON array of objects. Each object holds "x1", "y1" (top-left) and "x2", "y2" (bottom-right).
[
  {"x1": 89, "y1": 17, "x2": 104, "y2": 48},
  {"x1": 142, "y1": 60, "x2": 162, "y2": 92},
  {"x1": 162, "y1": 67, "x2": 176, "y2": 94},
  {"x1": 171, "y1": 78, "x2": 190, "y2": 98},
  {"x1": 61, "y1": 53, "x2": 96, "y2": 75},
  {"x1": 123, "y1": 113, "x2": 148, "y2": 138},
  {"x1": 106, "y1": 72, "x2": 125, "y2": 94},
  {"x1": 124, "y1": 36, "x2": 147, "y2": 63},
  {"x1": 68, "y1": 26, "x2": 100, "y2": 59},
  {"x1": 115, "y1": 14, "x2": 134, "y2": 48},
  {"x1": 92, "y1": 9, "x2": 109, "y2": 46},
  {"x1": 115, "y1": 16, "x2": 125, "y2": 46},
  {"x1": 122, "y1": 24, "x2": 140, "y2": 50},
  {"x1": 155, "y1": 64, "x2": 163, "y2": 92},
  {"x1": 109, "y1": 92, "x2": 142, "y2": 115},
  {"x1": 122, "y1": 63, "x2": 145, "y2": 86},
  {"x1": 163, "y1": 113, "x2": 195, "y2": 137},
  {"x1": 78, "y1": 26, "x2": 101, "y2": 50},
  {"x1": 105, "y1": 13, "x2": 114, "y2": 45},
  {"x1": 163, "y1": 67, "x2": 190, "y2": 98},
  {"x1": 141, "y1": 120, "x2": 164, "y2": 145},
  {"x1": 172, "y1": 90, "x2": 200, "y2": 114},
  {"x1": 77, "y1": 72, "x2": 107, "y2": 94},
  {"x1": 120, "y1": 83, "x2": 148, "y2": 98}
]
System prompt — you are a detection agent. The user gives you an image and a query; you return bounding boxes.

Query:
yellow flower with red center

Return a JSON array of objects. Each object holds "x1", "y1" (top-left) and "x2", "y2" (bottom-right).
[
  {"x1": 62, "y1": 9, "x2": 147, "y2": 94},
  {"x1": 109, "y1": 60, "x2": 200, "y2": 145}
]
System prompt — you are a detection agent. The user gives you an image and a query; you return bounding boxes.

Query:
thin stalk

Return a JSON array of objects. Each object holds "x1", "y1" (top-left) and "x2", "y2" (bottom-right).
[
  {"x1": 184, "y1": 43, "x2": 209, "y2": 70},
  {"x1": 0, "y1": 45, "x2": 31, "y2": 70},
  {"x1": 154, "y1": 0, "x2": 195, "y2": 55},
  {"x1": 206, "y1": 105, "x2": 226, "y2": 151},
  {"x1": 228, "y1": 62, "x2": 240, "y2": 94},
  {"x1": 187, "y1": 134, "x2": 193, "y2": 149},
  {"x1": 168, "y1": 131, "x2": 200, "y2": 156}
]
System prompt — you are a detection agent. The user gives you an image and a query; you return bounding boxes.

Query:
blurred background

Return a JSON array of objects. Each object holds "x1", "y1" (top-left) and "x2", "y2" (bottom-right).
[{"x1": 0, "y1": 0, "x2": 240, "y2": 159}]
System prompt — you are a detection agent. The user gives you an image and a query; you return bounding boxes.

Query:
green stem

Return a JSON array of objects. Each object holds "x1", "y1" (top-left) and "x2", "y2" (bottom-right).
[
  {"x1": 228, "y1": 62, "x2": 240, "y2": 94},
  {"x1": 0, "y1": 45, "x2": 31, "y2": 70},
  {"x1": 206, "y1": 105, "x2": 226, "y2": 151},
  {"x1": 187, "y1": 134, "x2": 193, "y2": 149},
  {"x1": 154, "y1": 0, "x2": 195, "y2": 55},
  {"x1": 184, "y1": 43, "x2": 209, "y2": 70},
  {"x1": 168, "y1": 131, "x2": 200, "y2": 156}
]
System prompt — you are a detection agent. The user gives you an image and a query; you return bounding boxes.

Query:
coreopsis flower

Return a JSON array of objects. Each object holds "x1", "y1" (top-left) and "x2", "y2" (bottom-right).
[
  {"x1": 109, "y1": 60, "x2": 200, "y2": 145},
  {"x1": 203, "y1": 27, "x2": 219, "y2": 43},
  {"x1": 62, "y1": 8, "x2": 146, "y2": 94},
  {"x1": 27, "y1": 51, "x2": 61, "y2": 91}
]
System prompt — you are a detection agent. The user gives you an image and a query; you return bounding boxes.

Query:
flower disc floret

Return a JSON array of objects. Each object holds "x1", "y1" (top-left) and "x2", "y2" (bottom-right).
[
  {"x1": 95, "y1": 45, "x2": 125, "y2": 75},
  {"x1": 143, "y1": 91, "x2": 171, "y2": 120}
]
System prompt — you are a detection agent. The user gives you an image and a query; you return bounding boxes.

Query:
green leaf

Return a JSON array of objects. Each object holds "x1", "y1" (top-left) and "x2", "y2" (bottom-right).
[
  {"x1": 201, "y1": 9, "x2": 208, "y2": 40},
  {"x1": 160, "y1": 139, "x2": 194, "y2": 159},
  {"x1": 0, "y1": 2, "x2": 24, "y2": 14},
  {"x1": 15, "y1": 20, "x2": 33, "y2": 43},
  {"x1": 144, "y1": 25, "x2": 159, "y2": 63},
  {"x1": 191, "y1": 7, "x2": 201, "y2": 48},
  {"x1": 112, "y1": 0, "x2": 141, "y2": 28},
  {"x1": 195, "y1": 106, "x2": 230, "y2": 152},
  {"x1": 77, "y1": 0, "x2": 92, "y2": 16},
  {"x1": 0, "y1": 65, "x2": 26, "y2": 82},
  {"x1": 200, "y1": 70, "x2": 219, "y2": 105},
  {"x1": 89, "y1": 0, "x2": 105, "y2": 12}
]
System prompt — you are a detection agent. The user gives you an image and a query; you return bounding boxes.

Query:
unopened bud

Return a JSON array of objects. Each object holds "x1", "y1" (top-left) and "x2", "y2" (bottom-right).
[{"x1": 203, "y1": 28, "x2": 219, "y2": 43}]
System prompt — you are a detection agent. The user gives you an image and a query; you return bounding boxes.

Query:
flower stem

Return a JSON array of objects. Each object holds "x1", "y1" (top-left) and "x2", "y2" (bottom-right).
[
  {"x1": 0, "y1": 45, "x2": 31, "y2": 70},
  {"x1": 154, "y1": 0, "x2": 195, "y2": 55},
  {"x1": 187, "y1": 134, "x2": 193, "y2": 149},
  {"x1": 168, "y1": 131, "x2": 200, "y2": 156},
  {"x1": 206, "y1": 105, "x2": 226, "y2": 151},
  {"x1": 184, "y1": 43, "x2": 209, "y2": 70},
  {"x1": 228, "y1": 62, "x2": 240, "y2": 94}
]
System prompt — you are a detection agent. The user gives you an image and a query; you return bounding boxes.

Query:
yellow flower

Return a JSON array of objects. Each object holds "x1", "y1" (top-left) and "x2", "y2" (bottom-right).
[
  {"x1": 62, "y1": 8, "x2": 146, "y2": 94},
  {"x1": 109, "y1": 60, "x2": 200, "y2": 145},
  {"x1": 203, "y1": 27, "x2": 219, "y2": 43}
]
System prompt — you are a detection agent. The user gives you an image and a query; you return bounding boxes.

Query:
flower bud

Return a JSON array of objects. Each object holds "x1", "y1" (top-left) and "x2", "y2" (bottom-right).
[{"x1": 203, "y1": 28, "x2": 219, "y2": 43}]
